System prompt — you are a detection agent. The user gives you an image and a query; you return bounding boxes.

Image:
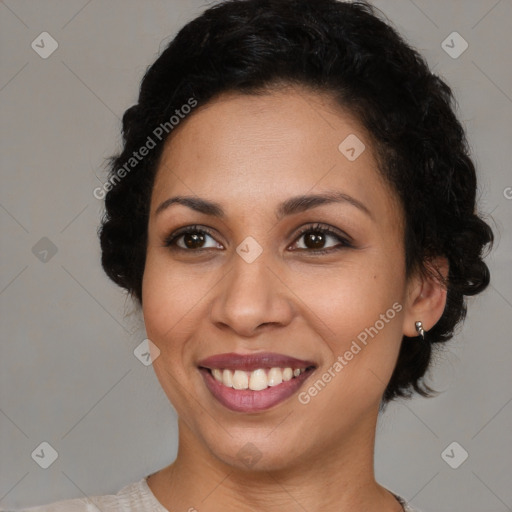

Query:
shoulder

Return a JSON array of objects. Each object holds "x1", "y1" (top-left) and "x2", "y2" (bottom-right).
[
  {"x1": 3, "y1": 477, "x2": 166, "y2": 512},
  {"x1": 393, "y1": 493, "x2": 422, "y2": 512},
  {"x1": 1, "y1": 497, "x2": 107, "y2": 512},
  {"x1": 3, "y1": 500, "x2": 104, "y2": 512}
]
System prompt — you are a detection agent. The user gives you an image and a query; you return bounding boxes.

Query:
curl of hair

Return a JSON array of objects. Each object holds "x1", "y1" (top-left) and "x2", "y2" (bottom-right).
[{"x1": 98, "y1": 0, "x2": 493, "y2": 403}]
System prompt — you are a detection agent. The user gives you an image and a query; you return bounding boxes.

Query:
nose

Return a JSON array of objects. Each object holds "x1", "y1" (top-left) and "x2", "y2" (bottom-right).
[{"x1": 209, "y1": 250, "x2": 295, "y2": 338}]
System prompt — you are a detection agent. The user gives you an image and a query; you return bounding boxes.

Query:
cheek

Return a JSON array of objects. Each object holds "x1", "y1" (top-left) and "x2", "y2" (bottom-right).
[
  {"x1": 291, "y1": 261, "x2": 405, "y2": 404},
  {"x1": 289, "y1": 254, "x2": 404, "y2": 336},
  {"x1": 141, "y1": 253, "x2": 215, "y2": 343},
  {"x1": 141, "y1": 256, "x2": 206, "y2": 413}
]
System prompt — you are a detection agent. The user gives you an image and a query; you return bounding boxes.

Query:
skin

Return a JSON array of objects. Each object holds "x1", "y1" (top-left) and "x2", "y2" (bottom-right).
[{"x1": 141, "y1": 85, "x2": 447, "y2": 512}]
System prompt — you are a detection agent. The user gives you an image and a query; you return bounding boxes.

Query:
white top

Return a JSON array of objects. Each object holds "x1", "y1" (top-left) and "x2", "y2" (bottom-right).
[{"x1": 5, "y1": 476, "x2": 421, "y2": 512}]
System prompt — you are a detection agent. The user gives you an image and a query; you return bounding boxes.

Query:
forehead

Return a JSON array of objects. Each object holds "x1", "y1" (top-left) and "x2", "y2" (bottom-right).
[{"x1": 151, "y1": 87, "x2": 400, "y2": 224}]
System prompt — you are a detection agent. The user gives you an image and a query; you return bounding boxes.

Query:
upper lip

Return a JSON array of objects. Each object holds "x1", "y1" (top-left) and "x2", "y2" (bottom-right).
[{"x1": 197, "y1": 352, "x2": 317, "y2": 371}]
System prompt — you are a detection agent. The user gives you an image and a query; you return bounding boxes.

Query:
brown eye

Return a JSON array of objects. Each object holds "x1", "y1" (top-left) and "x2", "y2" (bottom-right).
[
  {"x1": 183, "y1": 232, "x2": 206, "y2": 249},
  {"x1": 164, "y1": 226, "x2": 223, "y2": 251},
  {"x1": 290, "y1": 224, "x2": 352, "y2": 253},
  {"x1": 302, "y1": 231, "x2": 327, "y2": 249}
]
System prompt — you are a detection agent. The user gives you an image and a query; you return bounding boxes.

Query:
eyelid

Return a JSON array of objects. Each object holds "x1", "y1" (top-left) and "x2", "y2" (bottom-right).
[
  {"x1": 163, "y1": 222, "x2": 354, "y2": 252},
  {"x1": 163, "y1": 224, "x2": 223, "y2": 250},
  {"x1": 288, "y1": 222, "x2": 354, "y2": 251}
]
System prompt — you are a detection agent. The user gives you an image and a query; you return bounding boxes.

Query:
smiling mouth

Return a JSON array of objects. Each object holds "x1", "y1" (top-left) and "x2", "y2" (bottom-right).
[
  {"x1": 196, "y1": 352, "x2": 317, "y2": 412},
  {"x1": 198, "y1": 366, "x2": 316, "y2": 412},
  {"x1": 201, "y1": 366, "x2": 315, "y2": 391}
]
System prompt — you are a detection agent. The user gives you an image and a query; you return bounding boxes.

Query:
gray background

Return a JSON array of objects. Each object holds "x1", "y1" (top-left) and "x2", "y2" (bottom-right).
[{"x1": 1, "y1": 0, "x2": 511, "y2": 510}]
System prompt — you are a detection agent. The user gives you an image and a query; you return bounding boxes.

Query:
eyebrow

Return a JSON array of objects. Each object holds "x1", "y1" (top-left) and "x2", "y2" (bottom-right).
[{"x1": 155, "y1": 191, "x2": 372, "y2": 220}]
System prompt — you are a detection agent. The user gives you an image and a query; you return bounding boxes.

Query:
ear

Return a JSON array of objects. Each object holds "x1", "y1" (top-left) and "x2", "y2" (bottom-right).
[{"x1": 402, "y1": 256, "x2": 449, "y2": 337}]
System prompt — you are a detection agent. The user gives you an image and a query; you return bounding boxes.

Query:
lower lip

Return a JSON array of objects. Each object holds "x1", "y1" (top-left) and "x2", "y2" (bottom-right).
[{"x1": 199, "y1": 368, "x2": 314, "y2": 413}]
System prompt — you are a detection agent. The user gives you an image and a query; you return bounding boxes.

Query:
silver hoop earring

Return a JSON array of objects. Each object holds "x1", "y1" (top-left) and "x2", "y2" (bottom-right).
[{"x1": 415, "y1": 321, "x2": 425, "y2": 340}]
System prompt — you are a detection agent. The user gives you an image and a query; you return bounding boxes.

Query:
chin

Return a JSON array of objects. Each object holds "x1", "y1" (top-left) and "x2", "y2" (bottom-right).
[{"x1": 199, "y1": 425, "x2": 312, "y2": 473}]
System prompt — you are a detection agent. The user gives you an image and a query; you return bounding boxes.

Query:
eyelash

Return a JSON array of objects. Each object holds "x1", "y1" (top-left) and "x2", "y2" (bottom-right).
[{"x1": 163, "y1": 223, "x2": 353, "y2": 255}]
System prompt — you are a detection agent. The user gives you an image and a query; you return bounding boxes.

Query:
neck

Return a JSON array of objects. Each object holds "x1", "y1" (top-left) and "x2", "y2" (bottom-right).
[{"x1": 148, "y1": 410, "x2": 402, "y2": 512}]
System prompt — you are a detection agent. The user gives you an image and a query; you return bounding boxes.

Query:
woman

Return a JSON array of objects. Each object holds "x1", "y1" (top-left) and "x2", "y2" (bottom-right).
[{"x1": 17, "y1": 0, "x2": 493, "y2": 510}]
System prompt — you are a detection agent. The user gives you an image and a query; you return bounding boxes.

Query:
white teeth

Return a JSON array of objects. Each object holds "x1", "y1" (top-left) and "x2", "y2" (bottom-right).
[
  {"x1": 232, "y1": 370, "x2": 249, "y2": 390},
  {"x1": 210, "y1": 366, "x2": 309, "y2": 391},
  {"x1": 249, "y1": 369, "x2": 267, "y2": 391},
  {"x1": 222, "y1": 369, "x2": 233, "y2": 387},
  {"x1": 267, "y1": 367, "x2": 283, "y2": 387},
  {"x1": 282, "y1": 367, "x2": 293, "y2": 381}
]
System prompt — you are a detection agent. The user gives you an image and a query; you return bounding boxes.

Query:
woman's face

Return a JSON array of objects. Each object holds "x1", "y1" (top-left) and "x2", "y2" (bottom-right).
[{"x1": 142, "y1": 87, "x2": 413, "y2": 471}]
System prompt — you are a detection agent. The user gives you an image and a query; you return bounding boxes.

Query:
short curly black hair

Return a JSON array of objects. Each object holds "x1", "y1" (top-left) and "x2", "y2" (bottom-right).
[{"x1": 98, "y1": 0, "x2": 493, "y2": 403}]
